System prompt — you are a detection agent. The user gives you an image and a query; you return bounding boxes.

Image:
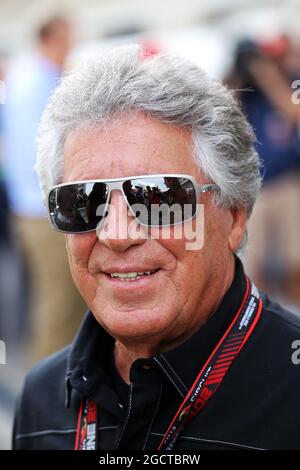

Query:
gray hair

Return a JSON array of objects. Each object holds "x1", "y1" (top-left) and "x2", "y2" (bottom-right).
[{"x1": 35, "y1": 44, "x2": 261, "y2": 220}]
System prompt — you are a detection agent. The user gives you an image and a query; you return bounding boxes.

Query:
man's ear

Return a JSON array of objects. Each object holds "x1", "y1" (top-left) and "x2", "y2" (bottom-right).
[{"x1": 228, "y1": 207, "x2": 248, "y2": 252}]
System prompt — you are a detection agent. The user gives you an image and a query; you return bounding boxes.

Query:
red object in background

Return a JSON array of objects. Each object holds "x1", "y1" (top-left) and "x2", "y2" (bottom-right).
[
  {"x1": 259, "y1": 35, "x2": 290, "y2": 59},
  {"x1": 140, "y1": 39, "x2": 162, "y2": 60}
]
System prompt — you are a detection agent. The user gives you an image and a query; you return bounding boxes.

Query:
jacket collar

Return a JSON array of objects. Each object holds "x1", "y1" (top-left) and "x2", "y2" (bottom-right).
[{"x1": 65, "y1": 256, "x2": 247, "y2": 406}]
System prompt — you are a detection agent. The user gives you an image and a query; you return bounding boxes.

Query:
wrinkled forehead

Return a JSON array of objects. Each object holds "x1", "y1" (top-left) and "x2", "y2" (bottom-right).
[{"x1": 62, "y1": 113, "x2": 204, "y2": 184}]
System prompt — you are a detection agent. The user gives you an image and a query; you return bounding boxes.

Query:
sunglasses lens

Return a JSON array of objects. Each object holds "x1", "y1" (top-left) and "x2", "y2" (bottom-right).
[
  {"x1": 48, "y1": 182, "x2": 108, "y2": 232},
  {"x1": 123, "y1": 177, "x2": 197, "y2": 226},
  {"x1": 49, "y1": 176, "x2": 198, "y2": 233}
]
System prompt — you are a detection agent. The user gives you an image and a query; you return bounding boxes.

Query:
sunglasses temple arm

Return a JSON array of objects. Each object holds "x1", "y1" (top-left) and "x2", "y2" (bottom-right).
[{"x1": 200, "y1": 184, "x2": 218, "y2": 194}]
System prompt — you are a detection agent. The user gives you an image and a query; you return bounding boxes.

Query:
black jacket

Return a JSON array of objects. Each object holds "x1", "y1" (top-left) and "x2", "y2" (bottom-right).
[{"x1": 13, "y1": 258, "x2": 300, "y2": 450}]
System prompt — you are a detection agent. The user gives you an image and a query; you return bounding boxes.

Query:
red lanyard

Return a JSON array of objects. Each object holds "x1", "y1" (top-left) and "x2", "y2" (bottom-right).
[
  {"x1": 75, "y1": 399, "x2": 97, "y2": 451},
  {"x1": 75, "y1": 277, "x2": 263, "y2": 451}
]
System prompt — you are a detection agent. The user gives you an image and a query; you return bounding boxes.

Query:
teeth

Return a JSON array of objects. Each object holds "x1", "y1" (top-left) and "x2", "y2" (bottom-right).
[{"x1": 110, "y1": 270, "x2": 155, "y2": 280}]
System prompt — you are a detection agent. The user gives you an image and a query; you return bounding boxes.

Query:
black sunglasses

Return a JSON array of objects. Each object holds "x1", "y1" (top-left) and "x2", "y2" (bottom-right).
[{"x1": 47, "y1": 174, "x2": 218, "y2": 234}]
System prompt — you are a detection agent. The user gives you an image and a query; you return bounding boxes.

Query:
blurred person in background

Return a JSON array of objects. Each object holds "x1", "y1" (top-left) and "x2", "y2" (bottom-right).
[
  {"x1": 226, "y1": 36, "x2": 300, "y2": 311},
  {"x1": 0, "y1": 56, "x2": 12, "y2": 337},
  {"x1": 0, "y1": 57, "x2": 9, "y2": 245},
  {"x1": 2, "y1": 14, "x2": 85, "y2": 364}
]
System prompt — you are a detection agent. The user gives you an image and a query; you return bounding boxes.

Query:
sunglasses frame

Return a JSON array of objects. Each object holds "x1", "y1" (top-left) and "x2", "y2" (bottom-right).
[{"x1": 47, "y1": 174, "x2": 219, "y2": 234}]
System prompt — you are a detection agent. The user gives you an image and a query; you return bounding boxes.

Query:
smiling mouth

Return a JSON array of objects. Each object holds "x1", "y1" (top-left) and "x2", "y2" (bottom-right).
[{"x1": 106, "y1": 269, "x2": 160, "y2": 281}]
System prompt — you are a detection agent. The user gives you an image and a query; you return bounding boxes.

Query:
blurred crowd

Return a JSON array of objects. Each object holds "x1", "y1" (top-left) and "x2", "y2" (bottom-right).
[
  {"x1": 0, "y1": 13, "x2": 300, "y2": 373},
  {"x1": 0, "y1": 15, "x2": 85, "y2": 367},
  {"x1": 226, "y1": 36, "x2": 300, "y2": 311}
]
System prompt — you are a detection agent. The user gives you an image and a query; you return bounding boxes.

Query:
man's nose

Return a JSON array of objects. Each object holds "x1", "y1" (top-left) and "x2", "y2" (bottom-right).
[{"x1": 96, "y1": 190, "x2": 147, "y2": 252}]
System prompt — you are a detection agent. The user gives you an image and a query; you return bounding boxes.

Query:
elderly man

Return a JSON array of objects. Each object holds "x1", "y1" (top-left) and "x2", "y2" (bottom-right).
[{"x1": 13, "y1": 45, "x2": 300, "y2": 451}]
